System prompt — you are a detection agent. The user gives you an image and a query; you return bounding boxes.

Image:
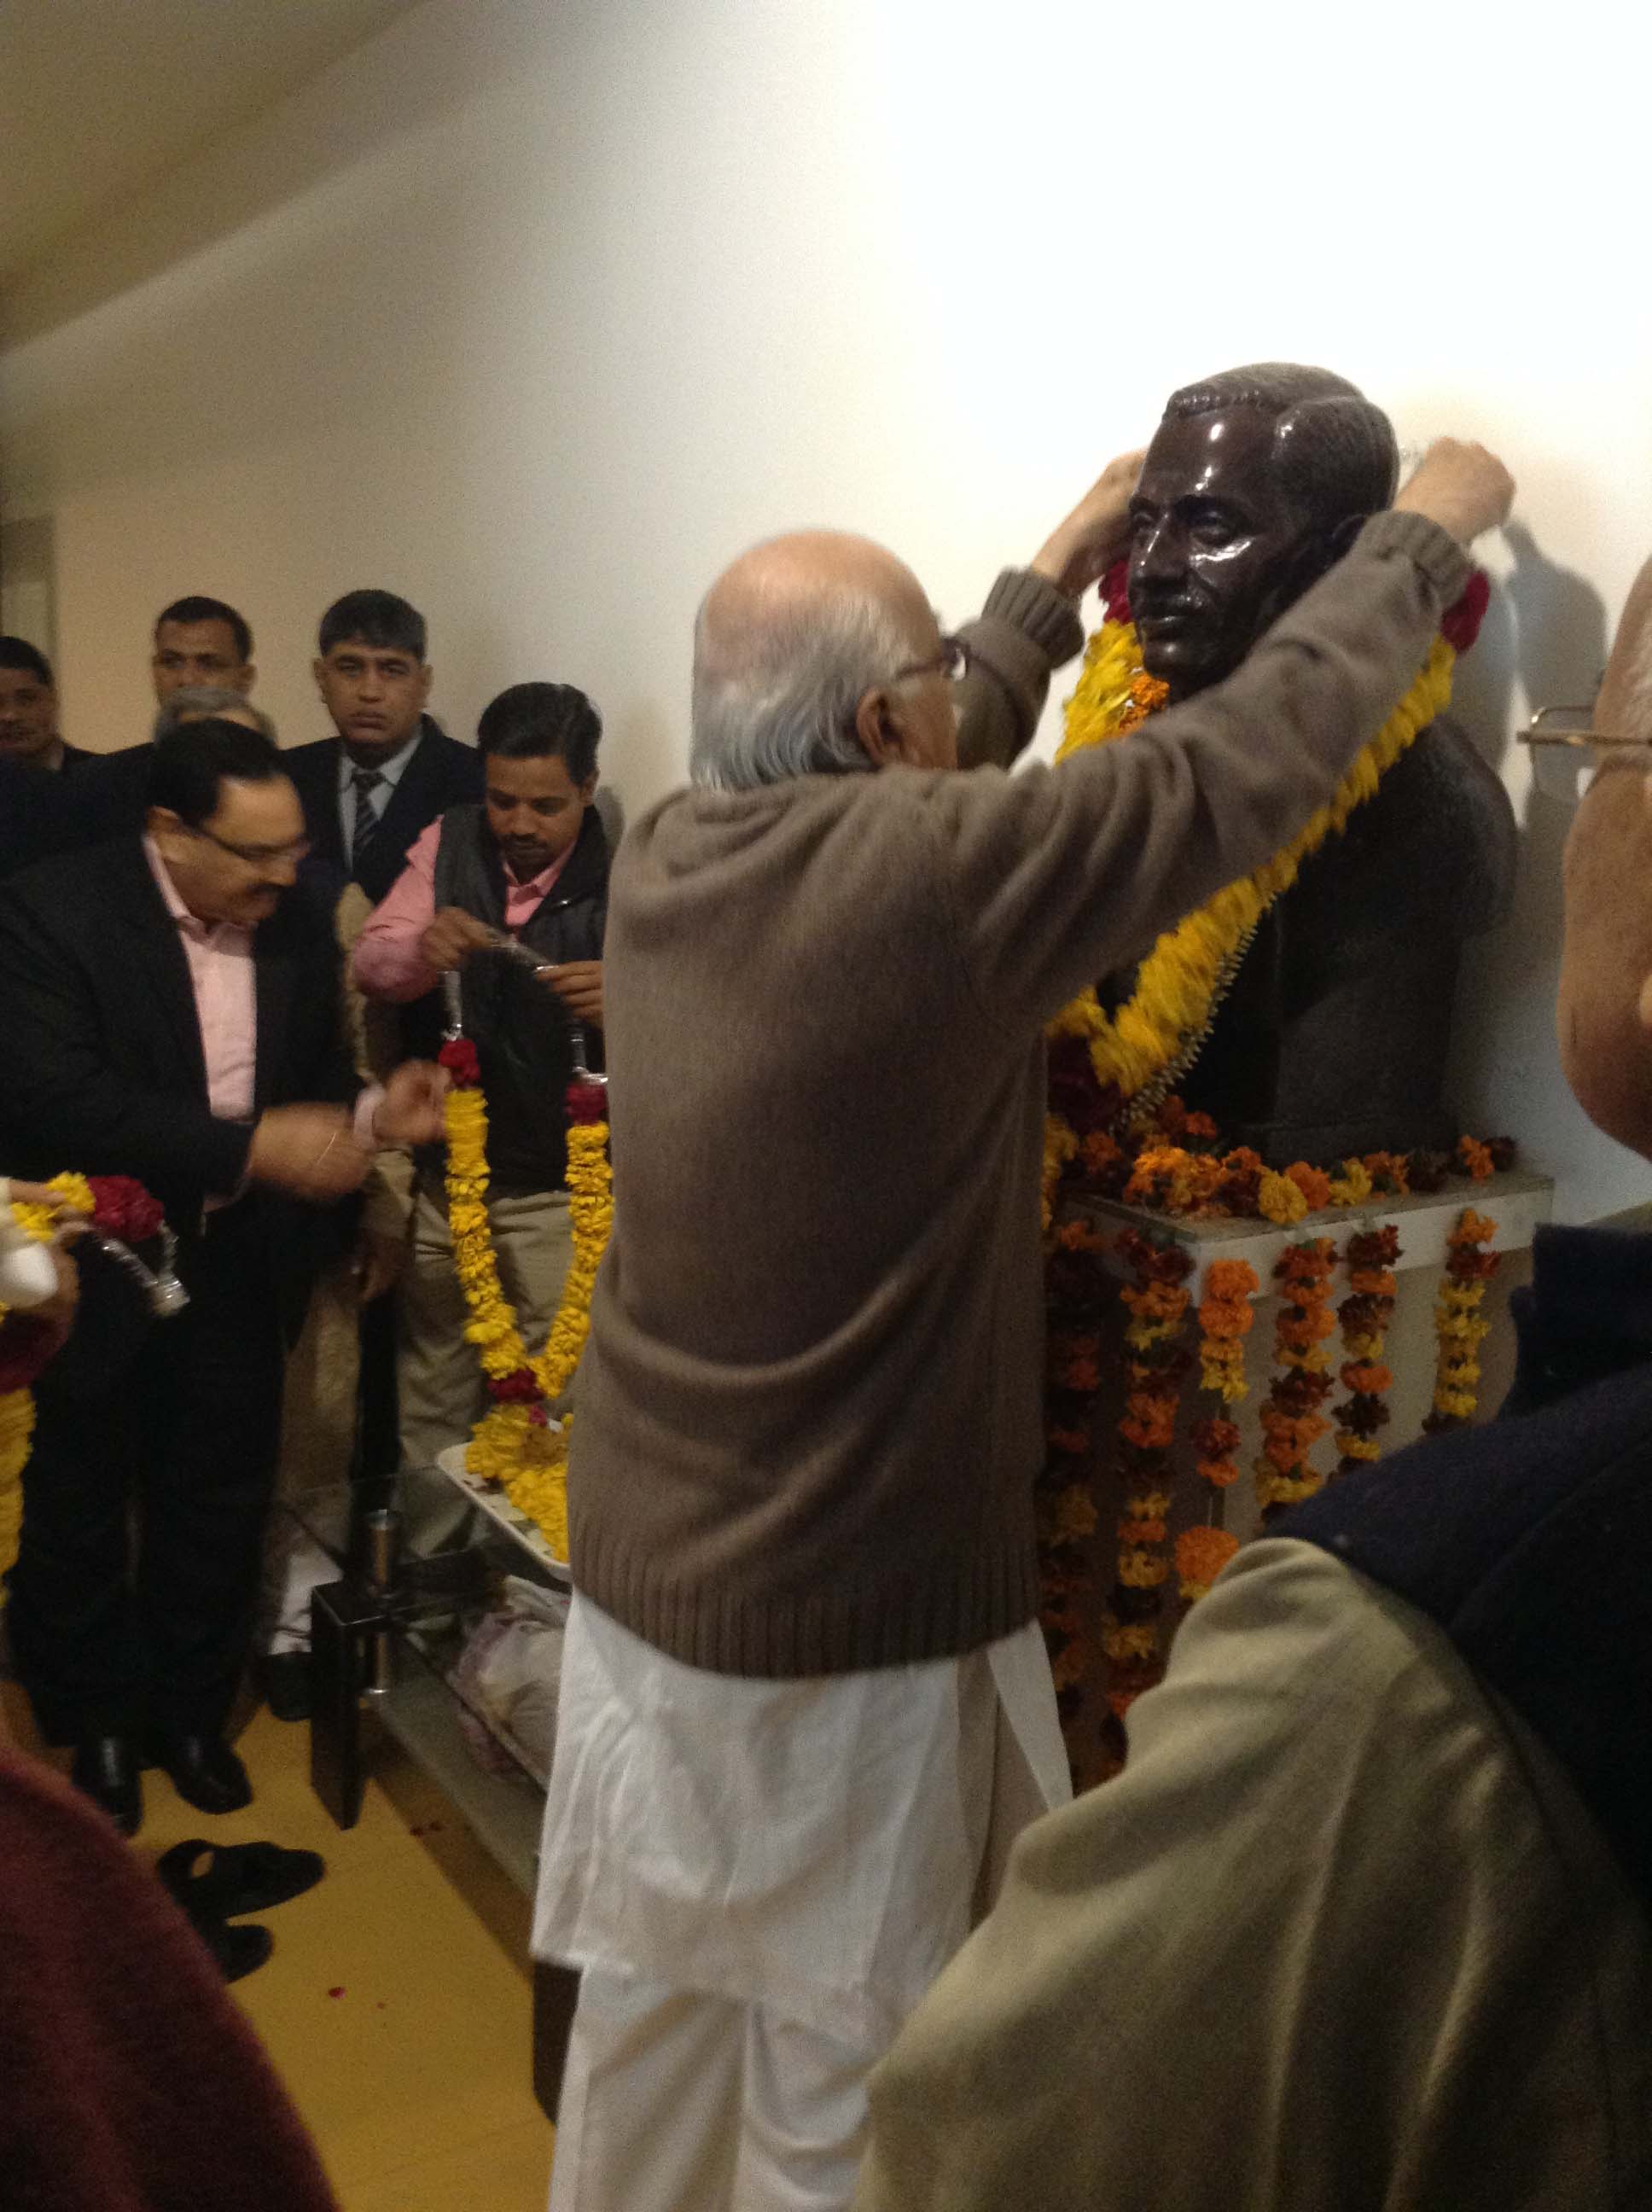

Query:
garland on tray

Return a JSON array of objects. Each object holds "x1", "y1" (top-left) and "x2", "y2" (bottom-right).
[
  {"x1": 1044, "y1": 562, "x2": 1490, "y2": 1153},
  {"x1": 1423, "y1": 1208, "x2": 1500, "y2": 1433},
  {"x1": 1256, "y1": 1239, "x2": 1338, "y2": 1517},
  {"x1": 1335, "y1": 1225, "x2": 1402, "y2": 1475},
  {"x1": 439, "y1": 1036, "x2": 614, "y2": 1558},
  {"x1": 0, "y1": 1175, "x2": 165, "y2": 1575},
  {"x1": 1102, "y1": 1231, "x2": 1192, "y2": 1718}
]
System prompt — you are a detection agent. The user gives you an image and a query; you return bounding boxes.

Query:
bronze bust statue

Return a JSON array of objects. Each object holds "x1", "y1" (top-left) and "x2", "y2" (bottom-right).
[{"x1": 1120, "y1": 364, "x2": 1516, "y2": 1162}]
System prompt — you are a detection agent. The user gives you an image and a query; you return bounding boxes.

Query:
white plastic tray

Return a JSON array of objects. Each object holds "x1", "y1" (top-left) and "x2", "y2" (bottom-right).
[{"x1": 435, "y1": 1442, "x2": 572, "y2": 1580}]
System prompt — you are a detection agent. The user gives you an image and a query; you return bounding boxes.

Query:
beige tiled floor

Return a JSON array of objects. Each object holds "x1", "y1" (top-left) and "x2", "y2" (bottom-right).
[{"x1": 3, "y1": 1686, "x2": 556, "y2": 2211}]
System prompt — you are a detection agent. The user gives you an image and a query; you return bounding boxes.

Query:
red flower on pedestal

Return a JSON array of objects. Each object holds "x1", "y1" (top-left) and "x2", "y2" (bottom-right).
[{"x1": 438, "y1": 1038, "x2": 481, "y2": 1087}]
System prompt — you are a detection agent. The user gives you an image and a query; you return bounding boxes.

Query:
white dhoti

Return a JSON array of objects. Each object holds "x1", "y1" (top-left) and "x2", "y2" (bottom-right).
[{"x1": 532, "y1": 1593, "x2": 1069, "y2": 2212}]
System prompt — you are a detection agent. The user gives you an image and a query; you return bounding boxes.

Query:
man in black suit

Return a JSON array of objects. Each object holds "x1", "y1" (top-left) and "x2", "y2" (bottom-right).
[
  {"x1": 283, "y1": 589, "x2": 484, "y2": 917},
  {"x1": 0, "y1": 720, "x2": 446, "y2": 1832},
  {"x1": 0, "y1": 637, "x2": 95, "y2": 774}
]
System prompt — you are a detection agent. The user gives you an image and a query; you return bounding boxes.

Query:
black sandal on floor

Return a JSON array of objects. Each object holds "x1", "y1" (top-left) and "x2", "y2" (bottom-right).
[
  {"x1": 156, "y1": 1838, "x2": 326, "y2": 1920},
  {"x1": 198, "y1": 1916, "x2": 274, "y2": 1984}
]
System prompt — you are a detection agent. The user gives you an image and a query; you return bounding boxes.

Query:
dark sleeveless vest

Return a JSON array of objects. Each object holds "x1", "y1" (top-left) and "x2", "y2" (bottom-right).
[
  {"x1": 1284, "y1": 1224, "x2": 1652, "y2": 1915},
  {"x1": 433, "y1": 804, "x2": 608, "y2": 1194}
]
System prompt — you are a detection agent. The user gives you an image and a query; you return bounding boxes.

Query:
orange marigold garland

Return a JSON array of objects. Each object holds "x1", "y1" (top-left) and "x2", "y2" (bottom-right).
[
  {"x1": 1256, "y1": 1239, "x2": 1338, "y2": 1517},
  {"x1": 1423, "y1": 1208, "x2": 1500, "y2": 1433},
  {"x1": 1103, "y1": 1230, "x2": 1192, "y2": 1714},
  {"x1": 1175, "y1": 1522, "x2": 1239, "y2": 1604},
  {"x1": 1334, "y1": 1225, "x2": 1401, "y2": 1476},
  {"x1": 1036, "y1": 1217, "x2": 1114, "y2": 1704}
]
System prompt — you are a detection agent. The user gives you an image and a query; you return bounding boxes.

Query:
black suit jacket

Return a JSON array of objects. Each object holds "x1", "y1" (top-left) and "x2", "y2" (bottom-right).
[
  {"x1": 282, "y1": 716, "x2": 486, "y2": 905},
  {"x1": 0, "y1": 838, "x2": 359, "y2": 1319}
]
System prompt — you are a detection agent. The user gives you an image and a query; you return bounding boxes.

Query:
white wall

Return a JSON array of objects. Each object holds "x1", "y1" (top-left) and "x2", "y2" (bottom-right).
[{"x1": 2, "y1": 0, "x2": 1647, "y2": 1219}]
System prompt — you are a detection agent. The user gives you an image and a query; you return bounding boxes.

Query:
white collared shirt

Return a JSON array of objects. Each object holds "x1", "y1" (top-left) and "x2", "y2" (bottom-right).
[{"x1": 336, "y1": 726, "x2": 422, "y2": 851}]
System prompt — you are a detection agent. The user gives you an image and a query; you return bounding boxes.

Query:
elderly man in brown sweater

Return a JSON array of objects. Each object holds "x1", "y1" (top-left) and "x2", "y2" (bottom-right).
[{"x1": 532, "y1": 439, "x2": 1515, "y2": 2212}]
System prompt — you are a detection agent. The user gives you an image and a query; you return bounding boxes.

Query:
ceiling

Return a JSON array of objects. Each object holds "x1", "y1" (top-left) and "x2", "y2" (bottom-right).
[{"x1": 0, "y1": 0, "x2": 420, "y2": 288}]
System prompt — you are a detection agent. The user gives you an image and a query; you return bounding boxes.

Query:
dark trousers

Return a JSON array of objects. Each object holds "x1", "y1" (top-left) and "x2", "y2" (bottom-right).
[{"x1": 8, "y1": 1206, "x2": 286, "y2": 1745}]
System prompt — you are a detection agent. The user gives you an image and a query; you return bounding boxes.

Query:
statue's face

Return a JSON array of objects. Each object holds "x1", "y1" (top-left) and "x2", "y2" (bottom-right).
[{"x1": 1127, "y1": 405, "x2": 1328, "y2": 698}]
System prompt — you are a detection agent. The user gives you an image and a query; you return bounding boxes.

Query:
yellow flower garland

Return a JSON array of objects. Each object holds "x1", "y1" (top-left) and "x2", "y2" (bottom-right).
[
  {"x1": 1049, "y1": 619, "x2": 1459, "y2": 1115},
  {"x1": 0, "y1": 1173, "x2": 98, "y2": 1575},
  {"x1": 442, "y1": 1081, "x2": 614, "y2": 1557}
]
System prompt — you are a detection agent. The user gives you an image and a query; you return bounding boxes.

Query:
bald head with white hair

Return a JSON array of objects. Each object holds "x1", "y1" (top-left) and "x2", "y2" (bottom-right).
[
  {"x1": 1560, "y1": 566, "x2": 1652, "y2": 1157},
  {"x1": 690, "y1": 530, "x2": 958, "y2": 789}
]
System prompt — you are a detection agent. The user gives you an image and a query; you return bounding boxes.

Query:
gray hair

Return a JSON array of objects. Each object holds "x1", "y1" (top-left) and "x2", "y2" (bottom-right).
[
  {"x1": 150, "y1": 685, "x2": 276, "y2": 744},
  {"x1": 689, "y1": 588, "x2": 919, "y2": 790}
]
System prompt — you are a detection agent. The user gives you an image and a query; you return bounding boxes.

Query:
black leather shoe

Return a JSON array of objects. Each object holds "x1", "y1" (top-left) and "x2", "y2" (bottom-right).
[
  {"x1": 148, "y1": 1732, "x2": 253, "y2": 1816},
  {"x1": 259, "y1": 1650, "x2": 314, "y2": 1725},
  {"x1": 70, "y1": 1734, "x2": 143, "y2": 1836}
]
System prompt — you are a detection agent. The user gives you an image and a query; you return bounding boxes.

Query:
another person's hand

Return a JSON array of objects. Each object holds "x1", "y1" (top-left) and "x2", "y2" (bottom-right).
[
  {"x1": 247, "y1": 1105, "x2": 371, "y2": 1202},
  {"x1": 1031, "y1": 449, "x2": 1149, "y2": 602},
  {"x1": 353, "y1": 1230, "x2": 404, "y2": 1304},
  {"x1": 538, "y1": 959, "x2": 604, "y2": 1027},
  {"x1": 419, "y1": 906, "x2": 497, "y2": 974},
  {"x1": 374, "y1": 1062, "x2": 451, "y2": 1149},
  {"x1": 34, "y1": 1247, "x2": 80, "y2": 1331},
  {"x1": 1393, "y1": 439, "x2": 1515, "y2": 548},
  {"x1": 6, "y1": 1181, "x2": 78, "y2": 1216}
]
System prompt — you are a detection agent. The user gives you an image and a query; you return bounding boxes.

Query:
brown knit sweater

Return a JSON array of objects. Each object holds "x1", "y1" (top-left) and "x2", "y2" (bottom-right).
[{"x1": 571, "y1": 512, "x2": 1470, "y2": 1676}]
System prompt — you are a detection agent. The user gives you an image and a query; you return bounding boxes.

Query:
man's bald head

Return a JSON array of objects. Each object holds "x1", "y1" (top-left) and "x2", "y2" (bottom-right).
[
  {"x1": 690, "y1": 531, "x2": 948, "y2": 789},
  {"x1": 1560, "y1": 760, "x2": 1652, "y2": 1157}
]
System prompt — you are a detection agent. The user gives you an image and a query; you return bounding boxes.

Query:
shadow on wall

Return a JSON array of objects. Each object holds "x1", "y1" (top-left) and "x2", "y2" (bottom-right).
[{"x1": 1448, "y1": 524, "x2": 1623, "y2": 1214}]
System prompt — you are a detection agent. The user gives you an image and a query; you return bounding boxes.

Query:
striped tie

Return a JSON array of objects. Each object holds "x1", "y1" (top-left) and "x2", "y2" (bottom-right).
[{"x1": 351, "y1": 767, "x2": 384, "y2": 877}]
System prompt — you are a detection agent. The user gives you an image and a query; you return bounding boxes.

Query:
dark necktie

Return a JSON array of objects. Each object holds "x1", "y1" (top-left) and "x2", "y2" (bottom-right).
[{"x1": 351, "y1": 767, "x2": 384, "y2": 876}]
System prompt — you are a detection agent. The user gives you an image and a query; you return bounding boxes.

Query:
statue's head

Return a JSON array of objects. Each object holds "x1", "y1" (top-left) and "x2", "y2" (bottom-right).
[{"x1": 1127, "y1": 364, "x2": 1399, "y2": 698}]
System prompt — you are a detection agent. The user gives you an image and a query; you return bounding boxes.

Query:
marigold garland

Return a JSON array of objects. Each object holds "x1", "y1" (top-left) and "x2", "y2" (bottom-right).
[
  {"x1": 1102, "y1": 1231, "x2": 1191, "y2": 1715},
  {"x1": 1047, "y1": 574, "x2": 1477, "y2": 1125},
  {"x1": 0, "y1": 1174, "x2": 166, "y2": 1575},
  {"x1": 1334, "y1": 1225, "x2": 1402, "y2": 1475},
  {"x1": 439, "y1": 1038, "x2": 614, "y2": 1556},
  {"x1": 1256, "y1": 1239, "x2": 1338, "y2": 1516},
  {"x1": 1175, "y1": 1522, "x2": 1239, "y2": 1604},
  {"x1": 1423, "y1": 1208, "x2": 1500, "y2": 1433},
  {"x1": 1035, "y1": 1217, "x2": 1114, "y2": 1709}
]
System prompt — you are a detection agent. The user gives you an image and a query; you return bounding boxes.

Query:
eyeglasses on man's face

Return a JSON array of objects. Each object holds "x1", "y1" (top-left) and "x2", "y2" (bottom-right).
[
  {"x1": 189, "y1": 823, "x2": 312, "y2": 868},
  {"x1": 889, "y1": 634, "x2": 971, "y2": 688}
]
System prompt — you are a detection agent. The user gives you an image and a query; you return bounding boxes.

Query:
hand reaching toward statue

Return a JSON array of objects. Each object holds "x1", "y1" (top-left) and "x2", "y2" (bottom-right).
[
  {"x1": 1393, "y1": 439, "x2": 1515, "y2": 549},
  {"x1": 420, "y1": 905, "x2": 497, "y2": 975},
  {"x1": 247, "y1": 1104, "x2": 371, "y2": 1202},
  {"x1": 1031, "y1": 449, "x2": 1149, "y2": 602},
  {"x1": 373, "y1": 1061, "x2": 451, "y2": 1150}
]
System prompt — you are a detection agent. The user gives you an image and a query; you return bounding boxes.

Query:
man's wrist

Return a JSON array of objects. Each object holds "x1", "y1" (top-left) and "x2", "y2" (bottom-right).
[{"x1": 357, "y1": 1086, "x2": 388, "y2": 1150}]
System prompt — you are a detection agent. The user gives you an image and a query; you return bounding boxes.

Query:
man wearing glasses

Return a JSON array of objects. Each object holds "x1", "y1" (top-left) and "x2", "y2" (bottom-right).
[{"x1": 0, "y1": 719, "x2": 446, "y2": 1834}]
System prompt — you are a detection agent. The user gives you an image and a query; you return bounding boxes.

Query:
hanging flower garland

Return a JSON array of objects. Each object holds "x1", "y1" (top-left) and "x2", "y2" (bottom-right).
[
  {"x1": 0, "y1": 1174, "x2": 166, "y2": 1575},
  {"x1": 1035, "y1": 1218, "x2": 1114, "y2": 1708},
  {"x1": 1256, "y1": 1239, "x2": 1338, "y2": 1516},
  {"x1": 1195, "y1": 1258, "x2": 1258, "y2": 1406},
  {"x1": 1102, "y1": 1230, "x2": 1192, "y2": 1716},
  {"x1": 1334, "y1": 1225, "x2": 1402, "y2": 1475},
  {"x1": 439, "y1": 1037, "x2": 614, "y2": 1557},
  {"x1": 1044, "y1": 566, "x2": 1489, "y2": 1144},
  {"x1": 1422, "y1": 1208, "x2": 1500, "y2": 1434},
  {"x1": 1175, "y1": 1522, "x2": 1239, "y2": 1604}
]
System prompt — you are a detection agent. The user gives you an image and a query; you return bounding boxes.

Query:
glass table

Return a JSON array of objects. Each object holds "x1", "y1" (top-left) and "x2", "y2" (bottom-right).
[{"x1": 285, "y1": 1462, "x2": 579, "y2": 2112}]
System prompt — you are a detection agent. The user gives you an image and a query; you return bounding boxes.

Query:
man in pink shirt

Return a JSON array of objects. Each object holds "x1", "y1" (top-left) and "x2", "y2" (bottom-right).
[
  {"x1": 0, "y1": 719, "x2": 447, "y2": 1831},
  {"x1": 356, "y1": 684, "x2": 608, "y2": 1540}
]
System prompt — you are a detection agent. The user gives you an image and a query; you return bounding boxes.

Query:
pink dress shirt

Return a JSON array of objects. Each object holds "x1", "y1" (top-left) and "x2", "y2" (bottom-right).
[
  {"x1": 143, "y1": 837, "x2": 382, "y2": 1168},
  {"x1": 143, "y1": 835, "x2": 257, "y2": 1121},
  {"x1": 353, "y1": 819, "x2": 574, "y2": 1001}
]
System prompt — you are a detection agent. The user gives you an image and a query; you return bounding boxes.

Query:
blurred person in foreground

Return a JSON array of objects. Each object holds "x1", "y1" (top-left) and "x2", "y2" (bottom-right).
[
  {"x1": 0, "y1": 720, "x2": 445, "y2": 1832},
  {"x1": 855, "y1": 576, "x2": 1652, "y2": 2212},
  {"x1": 531, "y1": 437, "x2": 1515, "y2": 2212},
  {"x1": 0, "y1": 1196, "x2": 338, "y2": 2211}
]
